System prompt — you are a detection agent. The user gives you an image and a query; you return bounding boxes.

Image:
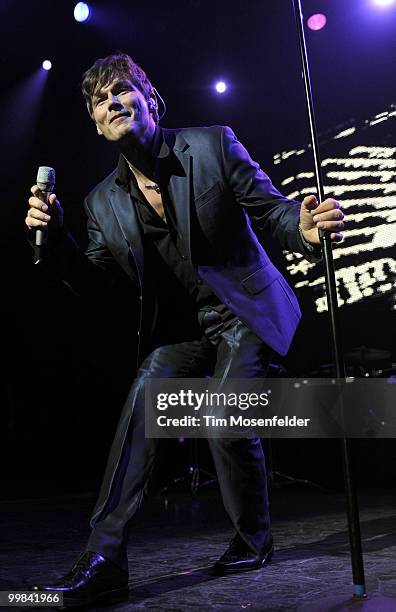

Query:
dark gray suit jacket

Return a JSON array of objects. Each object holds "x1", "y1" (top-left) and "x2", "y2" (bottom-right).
[{"x1": 50, "y1": 125, "x2": 318, "y2": 356}]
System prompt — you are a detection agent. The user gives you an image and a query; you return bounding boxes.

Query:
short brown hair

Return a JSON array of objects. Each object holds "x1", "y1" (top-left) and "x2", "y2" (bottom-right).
[{"x1": 81, "y1": 52, "x2": 158, "y2": 122}]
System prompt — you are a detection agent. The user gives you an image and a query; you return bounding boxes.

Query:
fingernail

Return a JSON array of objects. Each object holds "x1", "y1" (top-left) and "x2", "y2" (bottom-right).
[
  {"x1": 42, "y1": 204, "x2": 48, "y2": 212},
  {"x1": 313, "y1": 215, "x2": 319, "y2": 222},
  {"x1": 44, "y1": 214, "x2": 51, "y2": 221}
]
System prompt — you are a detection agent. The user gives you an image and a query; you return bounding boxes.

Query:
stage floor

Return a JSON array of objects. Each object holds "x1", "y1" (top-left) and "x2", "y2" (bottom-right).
[{"x1": 1, "y1": 486, "x2": 395, "y2": 611}]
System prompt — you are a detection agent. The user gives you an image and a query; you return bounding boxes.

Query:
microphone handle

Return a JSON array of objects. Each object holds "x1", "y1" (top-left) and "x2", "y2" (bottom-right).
[{"x1": 34, "y1": 190, "x2": 51, "y2": 263}]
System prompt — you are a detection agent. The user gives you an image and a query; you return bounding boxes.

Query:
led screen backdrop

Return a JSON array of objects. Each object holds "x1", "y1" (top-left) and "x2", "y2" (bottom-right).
[{"x1": 272, "y1": 105, "x2": 395, "y2": 314}]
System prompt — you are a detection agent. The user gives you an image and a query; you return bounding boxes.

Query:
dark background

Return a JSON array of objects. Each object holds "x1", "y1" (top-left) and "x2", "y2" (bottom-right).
[{"x1": 1, "y1": 0, "x2": 395, "y2": 497}]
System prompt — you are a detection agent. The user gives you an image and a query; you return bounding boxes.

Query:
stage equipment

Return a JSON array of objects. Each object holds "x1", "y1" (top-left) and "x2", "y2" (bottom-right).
[
  {"x1": 161, "y1": 439, "x2": 217, "y2": 495},
  {"x1": 292, "y1": 0, "x2": 366, "y2": 597},
  {"x1": 264, "y1": 363, "x2": 324, "y2": 490},
  {"x1": 34, "y1": 166, "x2": 55, "y2": 265},
  {"x1": 345, "y1": 346, "x2": 392, "y2": 377},
  {"x1": 266, "y1": 433, "x2": 324, "y2": 491},
  {"x1": 372, "y1": 366, "x2": 396, "y2": 380},
  {"x1": 345, "y1": 346, "x2": 391, "y2": 365},
  {"x1": 42, "y1": 60, "x2": 52, "y2": 71}
]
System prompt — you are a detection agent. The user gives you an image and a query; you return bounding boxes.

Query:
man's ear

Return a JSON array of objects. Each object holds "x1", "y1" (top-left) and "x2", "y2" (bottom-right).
[{"x1": 96, "y1": 123, "x2": 103, "y2": 136}]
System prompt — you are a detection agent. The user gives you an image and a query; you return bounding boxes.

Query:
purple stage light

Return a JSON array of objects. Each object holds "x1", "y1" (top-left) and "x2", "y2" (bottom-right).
[
  {"x1": 373, "y1": 0, "x2": 395, "y2": 6},
  {"x1": 215, "y1": 81, "x2": 227, "y2": 94},
  {"x1": 74, "y1": 2, "x2": 91, "y2": 23},
  {"x1": 0, "y1": 68, "x2": 49, "y2": 166},
  {"x1": 307, "y1": 13, "x2": 327, "y2": 31},
  {"x1": 42, "y1": 60, "x2": 52, "y2": 71}
]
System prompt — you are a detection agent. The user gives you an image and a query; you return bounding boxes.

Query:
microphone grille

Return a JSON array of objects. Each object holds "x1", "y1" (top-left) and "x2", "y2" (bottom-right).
[{"x1": 37, "y1": 166, "x2": 55, "y2": 191}]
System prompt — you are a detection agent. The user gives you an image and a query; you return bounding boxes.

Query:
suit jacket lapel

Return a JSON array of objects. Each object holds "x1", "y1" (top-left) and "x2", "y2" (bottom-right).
[
  {"x1": 106, "y1": 129, "x2": 192, "y2": 290},
  {"x1": 108, "y1": 185, "x2": 144, "y2": 289},
  {"x1": 163, "y1": 129, "x2": 192, "y2": 259}
]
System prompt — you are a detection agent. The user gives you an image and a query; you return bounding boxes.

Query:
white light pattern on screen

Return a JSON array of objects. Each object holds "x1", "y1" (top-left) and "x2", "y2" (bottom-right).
[
  {"x1": 273, "y1": 106, "x2": 396, "y2": 312},
  {"x1": 335, "y1": 127, "x2": 356, "y2": 139}
]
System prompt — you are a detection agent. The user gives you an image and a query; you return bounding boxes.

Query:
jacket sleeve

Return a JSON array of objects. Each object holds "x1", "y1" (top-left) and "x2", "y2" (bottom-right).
[
  {"x1": 220, "y1": 125, "x2": 322, "y2": 261},
  {"x1": 32, "y1": 198, "x2": 120, "y2": 297}
]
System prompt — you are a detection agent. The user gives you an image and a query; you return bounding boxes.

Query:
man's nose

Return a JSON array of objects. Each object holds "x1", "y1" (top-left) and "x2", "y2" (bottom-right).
[{"x1": 108, "y1": 93, "x2": 122, "y2": 110}]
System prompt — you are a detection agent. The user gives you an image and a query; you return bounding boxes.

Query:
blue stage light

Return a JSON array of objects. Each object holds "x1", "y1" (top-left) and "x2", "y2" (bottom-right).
[
  {"x1": 42, "y1": 60, "x2": 52, "y2": 71},
  {"x1": 74, "y1": 2, "x2": 91, "y2": 23},
  {"x1": 215, "y1": 81, "x2": 227, "y2": 94},
  {"x1": 373, "y1": 0, "x2": 395, "y2": 6}
]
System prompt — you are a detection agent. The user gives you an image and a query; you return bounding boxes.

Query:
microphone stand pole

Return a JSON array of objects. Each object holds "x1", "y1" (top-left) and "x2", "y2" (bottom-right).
[{"x1": 291, "y1": 0, "x2": 366, "y2": 598}]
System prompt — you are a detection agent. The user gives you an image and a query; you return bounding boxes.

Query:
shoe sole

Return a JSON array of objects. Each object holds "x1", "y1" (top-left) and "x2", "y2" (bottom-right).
[
  {"x1": 57, "y1": 586, "x2": 129, "y2": 609},
  {"x1": 213, "y1": 546, "x2": 274, "y2": 575}
]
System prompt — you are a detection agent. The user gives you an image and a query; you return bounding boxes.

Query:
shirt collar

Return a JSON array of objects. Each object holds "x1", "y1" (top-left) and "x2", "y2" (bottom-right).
[{"x1": 116, "y1": 125, "x2": 170, "y2": 188}]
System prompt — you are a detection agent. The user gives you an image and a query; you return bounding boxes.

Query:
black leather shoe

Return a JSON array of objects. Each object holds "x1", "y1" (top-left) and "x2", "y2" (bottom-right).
[
  {"x1": 31, "y1": 551, "x2": 128, "y2": 609},
  {"x1": 214, "y1": 533, "x2": 274, "y2": 575}
]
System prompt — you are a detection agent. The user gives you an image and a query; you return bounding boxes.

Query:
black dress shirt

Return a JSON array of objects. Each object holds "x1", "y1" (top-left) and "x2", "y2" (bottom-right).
[{"x1": 115, "y1": 127, "x2": 236, "y2": 351}]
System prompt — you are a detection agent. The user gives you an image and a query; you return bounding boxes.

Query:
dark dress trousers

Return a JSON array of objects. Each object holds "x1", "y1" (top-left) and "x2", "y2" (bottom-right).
[{"x1": 48, "y1": 125, "x2": 319, "y2": 570}]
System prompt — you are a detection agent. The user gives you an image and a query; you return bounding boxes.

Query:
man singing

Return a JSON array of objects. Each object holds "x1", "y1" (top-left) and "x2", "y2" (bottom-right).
[{"x1": 26, "y1": 53, "x2": 345, "y2": 608}]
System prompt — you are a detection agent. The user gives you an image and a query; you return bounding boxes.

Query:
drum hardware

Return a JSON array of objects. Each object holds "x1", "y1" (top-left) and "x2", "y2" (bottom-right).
[
  {"x1": 345, "y1": 346, "x2": 391, "y2": 364},
  {"x1": 160, "y1": 438, "x2": 217, "y2": 496},
  {"x1": 371, "y1": 366, "x2": 396, "y2": 382},
  {"x1": 265, "y1": 362, "x2": 325, "y2": 491},
  {"x1": 345, "y1": 346, "x2": 392, "y2": 377}
]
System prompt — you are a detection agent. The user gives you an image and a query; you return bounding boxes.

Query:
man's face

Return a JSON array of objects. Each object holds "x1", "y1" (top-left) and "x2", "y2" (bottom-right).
[{"x1": 91, "y1": 78, "x2": 155, "y2": 143}]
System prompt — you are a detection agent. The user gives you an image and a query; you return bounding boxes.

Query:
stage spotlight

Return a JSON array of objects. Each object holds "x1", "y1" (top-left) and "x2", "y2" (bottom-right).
[
  {"x1": 0, "y1": 67, "x2": 50, "y2": 170},
  {"x1": 42, "y1": 60, "x2": 52, "y2": 71},
  {"x1": 307, "y1": 14, "x2": 327, "y2": 31},
  {"x1": 372, "y1": 0, "x2": 395, "y2": 6},
  {"x1": 74, "y1": 2, "x2": 91, "y2": 23},
  {"x1": 215, "y1": 81, "x2": 227, "y2": 94}
]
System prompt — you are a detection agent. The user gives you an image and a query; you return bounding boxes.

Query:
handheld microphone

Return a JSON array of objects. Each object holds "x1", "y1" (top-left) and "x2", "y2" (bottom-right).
[{"x1": 34, "y1": 166, "x2": 55, "y2": 263}]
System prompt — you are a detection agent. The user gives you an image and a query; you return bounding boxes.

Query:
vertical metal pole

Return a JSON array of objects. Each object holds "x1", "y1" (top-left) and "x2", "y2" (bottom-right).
[{"x1": 291, "y1": 0, "x2": 366, "y2": 597}]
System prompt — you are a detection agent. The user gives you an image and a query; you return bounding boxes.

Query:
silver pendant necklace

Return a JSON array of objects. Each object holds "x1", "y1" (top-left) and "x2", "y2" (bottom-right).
[
  {"x1": 144, "y1": 183, "x2": 161, "y2": 194},
  {"x1": 125, "y1": 158, "x2": 161, "y2": 194}
]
